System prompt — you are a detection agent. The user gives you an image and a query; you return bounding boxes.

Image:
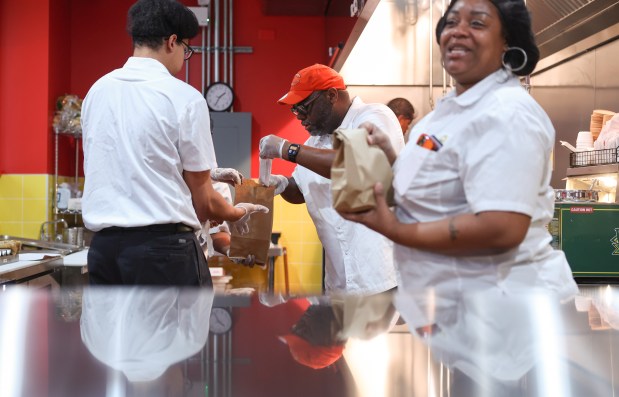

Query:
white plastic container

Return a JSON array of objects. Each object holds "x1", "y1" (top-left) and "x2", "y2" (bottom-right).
[{"x1": 57, "y1": 183, "x2": 71, "y2": 210}]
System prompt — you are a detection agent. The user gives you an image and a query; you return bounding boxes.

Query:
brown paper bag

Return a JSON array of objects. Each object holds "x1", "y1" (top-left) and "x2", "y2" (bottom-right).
[
  {"x1": 229, "y1": 179, "x2": 275, "y2": 264},
  {"x1": 331, "y1": 128, "x2": 394, "y2": 212}
]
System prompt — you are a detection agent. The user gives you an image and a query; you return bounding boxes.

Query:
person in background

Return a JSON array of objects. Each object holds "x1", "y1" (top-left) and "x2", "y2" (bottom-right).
[
  {"x1": 81, "y1": 0, "x2": 267, "y2": 286},
  {"x1": 386, "y1": 97, "x2": 415, "y2": 139},
  {"x1": 338, "y1": 0, "x2": 578, "y2": 334},
  {"x1": 259, "y1": 64, "x2": 404, "y2": 295}
]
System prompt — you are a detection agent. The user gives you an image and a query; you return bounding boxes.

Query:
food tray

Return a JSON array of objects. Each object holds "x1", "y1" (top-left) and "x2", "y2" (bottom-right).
[{"x1": 570, "y1": 147, "x2": 619, "y2": 168}]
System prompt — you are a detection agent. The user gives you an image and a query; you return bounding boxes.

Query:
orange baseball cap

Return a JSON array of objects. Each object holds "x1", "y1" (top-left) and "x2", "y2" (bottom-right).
[
  {"x1": 278, "y1": 64, "x2": 347, "y2": 105},
  {"x1": 279, "y1": 334, "x2": 345, "y2": 369}
]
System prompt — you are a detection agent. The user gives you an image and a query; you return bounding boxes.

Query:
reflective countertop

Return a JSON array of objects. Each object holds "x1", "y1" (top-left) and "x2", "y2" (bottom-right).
[{"x1": 1, "y1": 284, "x2": 618, "y2": 397}]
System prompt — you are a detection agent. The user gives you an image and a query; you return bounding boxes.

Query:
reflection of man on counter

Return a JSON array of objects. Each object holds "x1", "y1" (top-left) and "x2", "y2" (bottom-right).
[
  {"x1": 80, "y1": 287, "x2": 214, "y2": 396},
  {"x1": 259, "y1": 64, "x2": 404, "y2": 295},
  {"x1": 81, "y1": 0, "x2": 267, "y2": 286}
]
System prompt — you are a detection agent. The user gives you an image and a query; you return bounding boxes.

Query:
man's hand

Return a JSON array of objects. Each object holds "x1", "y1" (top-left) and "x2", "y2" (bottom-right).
[
  {"x1": 259, "y1": 135, "x2": 287, "y2": 159},
  {"x1": 228, "y1": 203, "x2": 269, "y2": 235},
  {"x1": 263, "y1": 175, "x2": 289, "y2": 195},
  {"x1": 211, "y1": 168, "x2": 243, "y2": 185}
]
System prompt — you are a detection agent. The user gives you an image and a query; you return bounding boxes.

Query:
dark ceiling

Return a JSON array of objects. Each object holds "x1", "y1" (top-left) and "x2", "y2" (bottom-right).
[{"x1": 260, "y1": 0, "x2": 353, "y2": 17}]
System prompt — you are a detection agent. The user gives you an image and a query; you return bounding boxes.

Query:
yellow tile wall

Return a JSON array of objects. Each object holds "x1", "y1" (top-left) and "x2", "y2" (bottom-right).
[
  {"x1": 0, "y1": 174, "x2": 51, "y2": 238},
  {"x1": 271, "y1": 195, "x2": 323, "y2": 295}
]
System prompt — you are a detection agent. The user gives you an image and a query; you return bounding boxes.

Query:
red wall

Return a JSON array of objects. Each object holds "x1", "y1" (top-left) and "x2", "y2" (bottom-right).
[
  {"x1": 0, "y1": 0, "x2": 52, "y2": 175},
  {"x1": 0, "y1": 0, "x2": 355, "y2": 178}
]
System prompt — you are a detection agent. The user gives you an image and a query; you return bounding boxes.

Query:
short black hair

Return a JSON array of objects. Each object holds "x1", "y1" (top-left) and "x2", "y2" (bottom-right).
[
  {"x1": 435, "y1": 0, "x2": 539, "y2": 76},
  {"x1": 127, "y1": 0, "x2": 199, "y2": 49},
  {"x1": 387, "y1": 98, "x2": 415, "y2": 120}
]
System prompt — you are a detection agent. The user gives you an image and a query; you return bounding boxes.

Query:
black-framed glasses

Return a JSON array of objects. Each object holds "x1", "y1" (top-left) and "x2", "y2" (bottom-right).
[
  {"x1": 180, "y1": 41, "x2": 194, "y2": 61},
  {"x1": 291, "y1": 91, "x2": 323, "y2": 116}
]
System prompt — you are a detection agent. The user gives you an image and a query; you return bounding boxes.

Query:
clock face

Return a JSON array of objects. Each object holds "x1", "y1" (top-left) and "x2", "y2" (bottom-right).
[
  {"x1": 205, "y1": 82, "x2": 234, "y2": 112},
  {"x1": 209, "y1": 307, "x2": 232, "y2": 334}
]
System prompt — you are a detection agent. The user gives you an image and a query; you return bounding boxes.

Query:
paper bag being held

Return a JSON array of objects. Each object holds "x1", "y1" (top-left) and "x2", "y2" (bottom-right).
[
  {"x1": 331, "y1": 128, "x2": 394, "y2": 212},
  {"x1": 229, "y1": 180, "x2": 275, "y2": 264}
]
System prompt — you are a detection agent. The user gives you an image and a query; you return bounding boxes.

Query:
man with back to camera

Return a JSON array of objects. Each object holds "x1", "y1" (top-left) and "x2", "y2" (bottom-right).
[
  {"x1": 259, "y1": 64, "x2": 405, "y2": 295},
  {"x1": 81, "y1": 0, "x2": 267, "y2": 286},
  {"x1": 386, "y1": 97, "x2": 416, "y2": 139}
]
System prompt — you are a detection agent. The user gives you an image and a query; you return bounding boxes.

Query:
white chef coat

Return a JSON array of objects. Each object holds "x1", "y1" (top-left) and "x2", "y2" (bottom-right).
[
  {"x1": 292, "y1": 97, "x2": 405, "y2": 295},
  {"x1": 82, "y1": 57, "x2": 217, "y2": 232},
  {"x1": 392, "y1": 69, "x2": 578, "y2": 328},
  {"x1": 80, "y1": 287, "x2": 214, "y2": 382}
]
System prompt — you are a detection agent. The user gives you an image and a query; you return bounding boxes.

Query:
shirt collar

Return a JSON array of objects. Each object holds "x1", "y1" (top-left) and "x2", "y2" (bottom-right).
[
  {"x1": 439, "y1": 68, "x2": 516, "y2": 108},
  {"x1": 339, "y1": 96, "x2": 364, "y2": 128},
  {"x1": 123, "y1": 56, "x2": 171, "y2": 76}
]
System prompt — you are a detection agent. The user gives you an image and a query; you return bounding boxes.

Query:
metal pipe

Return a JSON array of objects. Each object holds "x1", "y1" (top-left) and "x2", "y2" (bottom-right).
[
  {"x1": 213, "y1": 334, "x2": 219, "y2": 397},
  {"x1": 207, "y1": 4, "x2": 212, "y2": 87},
  {"x1": 226, "y1": 328, "x2": 232, "y2": 397},
  {"x1": 229, "y1": 0, "x2": 234, "y2": 90},
  {"x1": 223, "y1": 0, "x2": 228, "y2": 83},
  {"x1": 214, "y1": 0, "x2": 220, "y2": 82},
  {"x1": 201, "y1": 25, "x2": 206, "y2": 95},
  {"x1": 185, "y1": 40, "x2": 190, "y2": 84},
  {"x1": 54, "y1": 132, "x2": 58, "y2": 222}
]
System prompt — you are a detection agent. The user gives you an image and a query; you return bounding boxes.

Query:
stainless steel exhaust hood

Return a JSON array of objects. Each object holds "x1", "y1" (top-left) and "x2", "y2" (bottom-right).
[
  {"x1": 335, "y1": 0, "x2": 619, "y2": 85},
  {"x1": 529, "y1": 0, "x2": 619, "y2": 58}
]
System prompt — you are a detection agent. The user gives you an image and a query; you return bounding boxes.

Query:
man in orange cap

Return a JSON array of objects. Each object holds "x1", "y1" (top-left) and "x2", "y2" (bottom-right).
[{"x1": 259, "y1": 64, "x2": 405, "y2": 295}]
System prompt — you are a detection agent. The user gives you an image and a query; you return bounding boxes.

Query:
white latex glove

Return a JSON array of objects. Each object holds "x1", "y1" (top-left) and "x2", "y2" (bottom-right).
[
  {"x1": 211, "y1": 168, "x2": 243, "y2": 185},
  {"x1": 259, "y1": 135, "x2": 287, "y2": 159},
  {"x1": 228, "y1": 203, "x2": 269, "y2": 235},
  {"x1": 264, "y1": 175, "x2": 289, "y2": 195}
]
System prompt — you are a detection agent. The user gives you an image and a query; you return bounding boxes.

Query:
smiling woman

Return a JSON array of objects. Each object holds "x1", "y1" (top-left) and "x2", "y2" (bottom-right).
[{"x1": 336, "y1": 0, "x2": 578, "y2": 353}]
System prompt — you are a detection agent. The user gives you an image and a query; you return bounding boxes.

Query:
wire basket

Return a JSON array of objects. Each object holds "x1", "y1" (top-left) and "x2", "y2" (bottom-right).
[{"x1": 569, "y1": 147, "x2": 619, "y2": 167}]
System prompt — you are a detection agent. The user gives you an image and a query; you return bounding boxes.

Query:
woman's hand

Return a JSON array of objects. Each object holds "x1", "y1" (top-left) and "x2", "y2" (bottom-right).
[
  {"x1": 337, "y1": 183, "x2": 398, "y2": 238},
  {"x1": 360, "y1": 122, "x2": 397, "y2": 165}
]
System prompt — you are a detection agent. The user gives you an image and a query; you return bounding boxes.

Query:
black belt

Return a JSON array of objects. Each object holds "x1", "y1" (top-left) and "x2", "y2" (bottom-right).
[{"x1": 101, "y1": 223, "x2": 194, "y2": 233}]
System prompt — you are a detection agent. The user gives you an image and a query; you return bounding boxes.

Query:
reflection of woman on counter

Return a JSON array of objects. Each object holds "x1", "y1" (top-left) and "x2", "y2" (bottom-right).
[
  {"x1": 80, "y1": 287, "x2": 213, "y2": 396},
  {"x1": 339, "y1": 0, "x2": 577, "y2": 329}
]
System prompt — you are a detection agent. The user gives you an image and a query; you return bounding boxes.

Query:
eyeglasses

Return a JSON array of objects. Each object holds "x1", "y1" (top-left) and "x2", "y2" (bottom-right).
[
  {"x1": 291, "y1": 91, "x2": 323, "y2": 116},
  {"x1": 180, "y1": 41, "x2": 194, "y2": 61},
  {"x1": 163, "y1": 36, "x2": 194, "y2": 61}
]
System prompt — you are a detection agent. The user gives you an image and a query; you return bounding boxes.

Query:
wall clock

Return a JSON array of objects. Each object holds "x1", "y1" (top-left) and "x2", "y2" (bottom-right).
[
  {"x1": 205, "y1": 82, "x2": 234, "y2": 112},
  {"x1": 209, "y1": 307, "x2": 233, "y2": 334}
]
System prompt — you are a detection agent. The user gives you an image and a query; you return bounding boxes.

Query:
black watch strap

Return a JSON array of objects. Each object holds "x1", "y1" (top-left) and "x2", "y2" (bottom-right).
[{"x1": 287, "y1": 143, "x2": 301, "y2": 163}]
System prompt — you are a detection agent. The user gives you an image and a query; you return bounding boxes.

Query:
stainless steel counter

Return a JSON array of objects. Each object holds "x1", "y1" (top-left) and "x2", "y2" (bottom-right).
[{"x1": 0, "y1": 235, "x2": 86, "y2": 285}]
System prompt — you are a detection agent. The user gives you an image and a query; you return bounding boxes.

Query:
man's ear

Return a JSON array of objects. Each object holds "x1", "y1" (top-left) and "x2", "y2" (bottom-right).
[
  {"x1": 166, "y1": 34, "x2": 178, "y2": 52},
  {"x1": 326, "y1": 87, "x2": 339, "y2": 103}
]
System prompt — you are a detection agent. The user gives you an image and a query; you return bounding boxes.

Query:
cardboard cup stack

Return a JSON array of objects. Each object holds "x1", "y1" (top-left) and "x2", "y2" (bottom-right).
[{"x1": 591, "y1": 109, "x2": 615, "y2": 141}]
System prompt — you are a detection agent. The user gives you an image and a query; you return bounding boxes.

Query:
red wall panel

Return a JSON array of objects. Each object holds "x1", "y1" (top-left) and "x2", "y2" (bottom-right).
[{"x1": 0, "y1": 0, "x2": 52, "y2": 174}]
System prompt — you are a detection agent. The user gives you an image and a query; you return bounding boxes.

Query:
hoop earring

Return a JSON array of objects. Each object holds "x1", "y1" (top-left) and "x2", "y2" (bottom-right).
[{"x1": 502, "y1": 47, "x2": 527, "y2": 73}]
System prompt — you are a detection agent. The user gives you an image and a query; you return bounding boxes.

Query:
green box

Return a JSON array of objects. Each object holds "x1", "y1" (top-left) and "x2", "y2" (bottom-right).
[{"x1": 554, "y1": 203, "x2": 619, "y2": 278}]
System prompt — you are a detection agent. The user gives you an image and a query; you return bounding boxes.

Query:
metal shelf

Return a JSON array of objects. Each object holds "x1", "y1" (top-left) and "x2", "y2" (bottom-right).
[{"x1": 53, "y1": 131, "x2": 82, "y2": 222}]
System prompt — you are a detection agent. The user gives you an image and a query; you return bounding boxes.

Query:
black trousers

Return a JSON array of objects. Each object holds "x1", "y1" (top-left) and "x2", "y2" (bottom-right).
[{"x1": 87, "y1": 226, "x2": 212, "y2": 287}]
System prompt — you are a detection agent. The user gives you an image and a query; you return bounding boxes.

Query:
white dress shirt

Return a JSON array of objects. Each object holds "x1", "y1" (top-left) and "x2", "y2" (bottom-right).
[
  {"x1": 392, "y1": 69, "x2": 578, "y2": 328},
  {"x1": 292, "y1": 97, "x2": 405, "y2": 294},
  {"x1": 82, "y1": 57, "x2": 217, "y2": 232}
]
